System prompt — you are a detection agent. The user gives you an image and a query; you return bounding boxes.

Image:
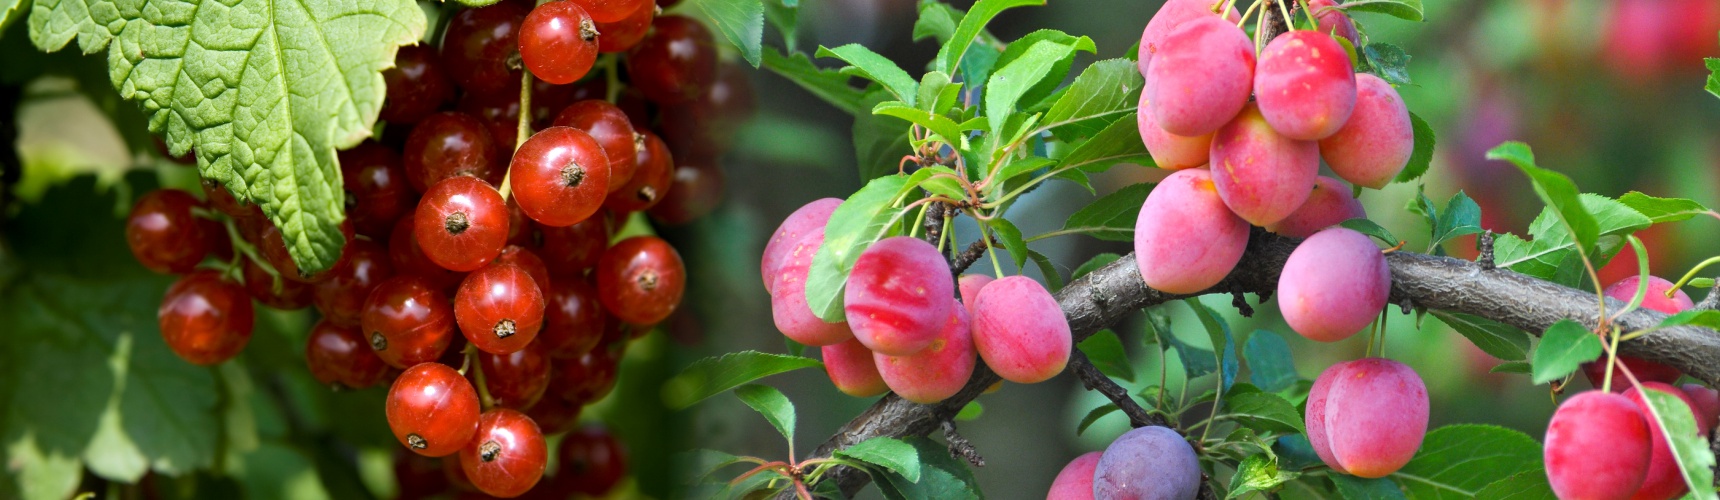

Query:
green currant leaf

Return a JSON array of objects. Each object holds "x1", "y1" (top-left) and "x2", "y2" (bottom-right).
[
  {"x1": 1529, "y1": 320, "x2": 1603, "y2": 385},
  {"x1": 912, "y1": 1, "x2": 961, "y2": 43},
  {"x1": 694, "y1": 0, "x2": 764, "y2": 67},
  {"x1": 0, "y1": 0, "x2": 24, "y2": 35},
  {"x1": 1044, "y1": 58, "x2": 1144, "y2": 142},
  {"x1": 662, "y1": 351, "x2": 823, "y2": 409},
  {"x1": 761, "y1": 48, "x2": 865, "y2": 114},
  {"x1": 763, "y1": 0, "x2": 798, "y2": 52}
]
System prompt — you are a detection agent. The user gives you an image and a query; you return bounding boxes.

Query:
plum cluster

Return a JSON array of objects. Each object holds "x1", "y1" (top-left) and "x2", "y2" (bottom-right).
[
  {"x1": 1045, "y1": 426, "x2": 1202, "y2": 500},
  {"x1": 762, "y1": 200, "x2": 1073, "y2": 403}
]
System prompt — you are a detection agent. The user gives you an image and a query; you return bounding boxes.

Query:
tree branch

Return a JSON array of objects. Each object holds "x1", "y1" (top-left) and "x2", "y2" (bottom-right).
[
  {"x1": 787, "y1": 230, "x2": 1720, "y2": 498},
  {"x1": 1070, "y1": 351, "x2": 1168, "y2": 429}
]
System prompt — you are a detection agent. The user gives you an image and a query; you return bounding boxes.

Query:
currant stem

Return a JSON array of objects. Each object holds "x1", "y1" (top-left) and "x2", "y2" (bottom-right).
[
  {"x1": 469, "y1": 345, "x2": 498, "y2": 409},
  {"x1": 498, "y1": 70, "x2": 534, "y2": 201},
  {"x1": 602, "y1": 55, "x2": 623, "y2": 103}
]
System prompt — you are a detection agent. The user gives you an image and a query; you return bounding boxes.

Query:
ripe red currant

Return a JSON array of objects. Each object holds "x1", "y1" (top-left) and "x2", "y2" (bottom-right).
[
  {"x1": 510, "y1": 126, "x2": 612, "y2": 227},
  {"x1": 415, "y1": 176, "x2": 510, "y2": 272},
  {"x1": 242, "y1": 255, "x2": 314, "y2": 310},
  {"x1": 199, "y1": 217, "x2": 235, "y2": 263},
  {"x1": 200, "y1": 179, "x2": 255, "y2": 219},
  {"x1": 554, "y1": 346, "x2": 620, "y2": 404},
  {"x1": 540, "y1": 277, "x2": 607, "y2": 358},
  {"x1": 393, "y1": 449, "x2": 452, "y2": 500},
  {"x1": 525, "y1": 385, "x2": 582, "y2": 435},
  {"x1": 539, "y1": 216, "x2": 609, "y2": 277},
  {"x1": 340, "y1": 142, "x2": 416, "y2": 238},
  {"x1": 259, "y1": 221, "x2": 355, "y2": 283},
  {"x1": 646, "y1": 159, "x2": 724, "y2": 225},
  {"x1": 519, "y1": 1, "x2": 601, "y2": 85},
  {"x1": 595, "y1": 236, "x2": 685, "y2": 326},
  {"x1": 440, "y1": 2, "x2": 531, "y2": 95},
  {"x1": 595, "y1": 1, "x2": 653, "y2": 53},
  {"x1": 403, "y1": 112, "x2": 503, "y2": 193},
  {"x1": 603, "y1": 131, "x2": 673, "y2": 213},
  {"x1": 456, "y1": 262, "x2": 546, "y2": 354},
  {"x1": 127, "y1": 189, "x2": 209, "y2": 274},
  {"x1": 570, "y1": 0, "x2": 650, "y2": 23},
  {"x1": 495, "y1": 245, "x2": 553, "y2": 294},
  {"x1": 387, "y1": 362, "x2": 481, "y2": 457},
  {"x1": 381, "y1": 45, "x2": 456, "y2": 124},
  {"x1": 305, "y1": 319, "x2": 390, "y2": 389},
  {"x1": 625, "y1": 15, "x2": 717, "y2": 105},
  {"x1": 530, "y1": 77, "x2": 587, "y2": 130},
  {"x1": 362, "y1": 276, "x2": 458, "y2": 369},
  {"x1": 457, "y1": 89, "x2": 524, "y2": 152},
  {"x1": 479, "y1": 343, "x2": 551, "y2": 409},
  {"x1": 313, "y1": 238, "x2": 396, "y2": 326},
  {"x1": 159, "y1": 270, "x2": 254, "y2": 365},
  {"x1": 558, "y1": 425, "x2": 627, "y2": 496},
  {"x1": 660, "y1": 63, "x2": 755, "y2": 159},
  {"x1": 551, "y1": 100, "x2": 639, "y2": 191},
  {"x1": 460, "y1": 409, "x2": 548, "y2": 498},
  {"x1": 388, "y1": 214, "x2": 468, "y2": 292}
]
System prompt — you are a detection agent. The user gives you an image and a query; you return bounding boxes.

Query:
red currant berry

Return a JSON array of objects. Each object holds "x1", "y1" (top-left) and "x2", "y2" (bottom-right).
[
  {"x1": 200, "y1": 217, "x2": 235, "y2": 263},
  {"x1": 625, "y1": 15, "x2": 717, "y2": 105},
  {"x1": 457, "y1": 89, "x2": 524, "y2": 153},
  {"x1": 314, "y1": 238, "x2": 396, "y2": 326},
  {"x1": 525, "y1": 386, "x2": 581, "y2": 435},
  {"x1": 504, "y1": 199, "x2": 540, "y2": 248},
  {"x1": 259, "y1": 221, "x2": 355, "y2": 283},
  {"x1": 539, "y1": 216, "x2": 609, "y2": 277},
  {"x1": 530, "y1": 77, "x2": 585, "y2": 130},
  {"x1": 388, "y1": 213, "x2": 469, "y2": 292},
  {"x1": 558, "y1": 425, "x2": 627, "y2": 496},
  {"x1": 127, "y1": 189, "x2": 209, "y2": 274},
  {"x1": 554, "y1": 346, "x2": 619, "y2": 404},
  {"x1": 394, "y1": 450, "x2": 452, "y2": 500},
  {"x1": 519, "y1": 1, "x2": 601, "y2": 85},
  {"x1": 341, "y1": 142, "x2": 417, "y2": 238},
  {"x1": 381, "y1": 45, "x2": 456, "y2": 124},
  {"x1": 305, "y1": 319, "x2": 390, "y2": 389},
  {"x1": 603, "y1": 131, "x2": 673, "y2": 213},
  {"x1": 479, "y1": 343, "x2": 551, "y2": 409},
  {"x1": 460, "y1": 409, "x2": 548, "y2": 498},
  {"x1": 660, "y1": 63, "x2": 755, "y2": 159},
  {"x1": 540, "y1": 277, "x2": 607, "y2": 358},
  {"x1": 595, "y1": 236, "x2": 684, "y2": 326},
  {"x1": 510, "y1": 126, "x2": 612, "y2": 227},
  {"x1": 495, "y1": 245, "x2": 553, "y2": 294},
  {"x1": 387, "y1": 362, "x2": 481, "y2": 457},
  {"x1": 242, "y1": 257, "x2": 314, "y2": 310},
  {"x1": 456, "y1": 262, "x2": 546, "y2": 354},
  {"x1": 443, "y1": 455, "x2": 479, "y2": 493},
  {"x1": 440, "y1": 2, "x2": 531, "y2": 95},
  {"x1": 201, "y1": 179, "x2": 255, "y2": 220},
  {"x1": 570, "y1": 0, "x2": 649, "y2": 23},
  {"x1": 415, "y1": 176, "x2": 510, "y2": 272},
  {"x1": 646, "y1": 159, "x2": 724, "y2": 225},
  {"x1": 614, "y1": 87, "x2": 654, "y2": 129},
  {"x1": 595, "y1": 1, "x2": 653, "y2": 53},
  {"x1": 363, "y1": 276, "x2": 458, "y2": 369},
  {"x1": 159, "y1": 270, "x2": 254, "y2": 365},
  {"x1": 551, "y1": 100, "x2": 638, "y2": 191},
  {"x1": 403, "y1": 112, "x2": 503, "y2": 193}
]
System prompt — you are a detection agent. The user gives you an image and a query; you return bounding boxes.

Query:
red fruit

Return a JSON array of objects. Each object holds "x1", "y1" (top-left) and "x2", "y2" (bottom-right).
[
  {"x1": 659, "y1": 63, "x2": 755, "y2": 159},
  {"x1": 558, "y1": 426, "x2": 628, "y2": 496},
  {"x1": 1265, "y1": 176, "x2": 1365, "y2": 238},
  {"x1": 258, "y1": 221, "x2": 355, "y2": 284},
  {"x1": 1583, "y1": 276, "x2": 1691, "y2": 389},
  {"x1": 1137, "y1": 0, "x2": 1241, "y2": 73},
  {"x1": 770, "y1": 228, "x2": 854, "y2": 346},
  {"x1": 416, "y1": 176, "x2": 510, "y2": 272},
  {"x1": 387, "y1": 363, "x2": 481, "y2": 457},
  {"x1": 456, "y1": 262, "x2": 547, "y2": 354},
  {"x1": 242, "y1": 257, "x2": 314, "y2": 310},
  {"x1": 305, "y1": 319, "x2": 390, "y2": 389},
  {"x1": 362, "y1": 276, "x2": 458, "y2": 369},
  {"x1": 341, "y1": 142, "x2": 417, "y2": 238},
  {"x1": 844, "y1": 237, "x2": 954, "y2": 356},
  {"x1": 519, "y1": 1, "x2": 601, "y2": 85},
  {"x1": 458, "y1": 89, "x2": 524, "y2": 152},
  {"x1": 1681, "y1": 383, "x2": 1720, "y2": 432},
  {"x1": 314, "y1": 238, "x2": 395, "y2": 326},
  {"x1": 440, "y1": 2, "x2": 531, "y2": 95},
  {"x1": 956, "y1": 274, "x2": 993, "y2": 318},
  {"x1": 603, "y1": 131, "x2": 674, "y2": 213},
  {"x1": 526, "y1": 382, "x2": 582, "y2": 435},
  {"x1": 554, "y1": 348, "x2": 620, "y2": 404},
  {"x1": 1137, "y1": 90, "x2": 1213, "y2": 170},
  {"x1": 510, "y1": 126, "x2": 612, "y2": 226},
  {"x1": 201, "y1": 179, "x2": 254, "y2": 220},
  {"x1": 495, "y1": 245, "x2": 553, "y2": 294},
  {"x1": 1047, "y1": 452, "x2": 1102, "y2": 500},
  {"x1": 625, "y1": 16, "x2": 717, "y2": 104},
  {"x1": 381, "y1": 45, "x2": 456, "y2": 124},
  {"x1": 823, "y1": 337, "x2": 887, "y2": 397},
  {"x1": 1209, "y1": 103, "x2": 1320, "y2": 226},
  {"x1": 1254, "y1": 31, "x2": 1356, "y2": 140},
  {"x1": 1146, "y1": 15, "x2": 1255, "y2": 136},
  {"x1": 1319, "y1": 73, "x2": 1413, "y2": 189},
  {"x1": 595, "y1": 0, "x2": 653, "y2": 53},
  {"x1": 971, "y1": 276, "x2": 1071, "y2": 384},
  {"x1": 403, "y1": 112, "x2": 503, "y2": 193},
  {"x1": 595, "y1": 236, "x2": 686, "y2": 326},
  {"x1": 127, "y1": 189, "x2": 209, "y2": 274},
  {"x1": 1134, "y1": 168, "x2": 1248, "y2": 294},
  {"x1": 480, "y1": 343, "x2": 552, "y2": 409},
  {"x1": 1302, "y1": 0, "x2": 1359, "y2": 45},
  {"x1": 1623, "y1": 382, "x2": 1712, "y2": 500},
  {"x1": 1545, "y1": 391, "x2": 1653, "y2": 500},
  {"x1": 760, "y1": 198, "x2": 842, "y2": 293},
  {"x1": 552, "y1": 100, "x2": 640, "y2": 191},
  {"x1": 460, "y1": 409, "x2": 548, "y2": 498},
  {"x1": 1278, "y1": 227, "x2": 1390, "y2": 342},
  {"x1": 1307, "y1": 359, "x2": 1428, "y2": 478},
  {"x1": 646, "y1": 160, "x2": 724, "y2": 225},
  {"x1": 568, "y1": 0, "x2": 648, "y2": 23},
  {"x1": 539, "y1": 216, "x2": 610, "y2": 277},
  {"x1": 159, "y1": 270, "x2": 254, "y2": 365},
  {"x1": 540, "y1": 278, "x2": 608, "y2": 357},
  {"x1": 874, "y1": 301, "x2": 976, "y2": 404},
  {"x1": 388, "y1": 213, "x2": 468, "y2": 291}
]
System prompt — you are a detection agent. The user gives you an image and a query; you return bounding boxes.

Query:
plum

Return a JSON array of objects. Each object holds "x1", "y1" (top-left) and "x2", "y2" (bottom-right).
[
  {"x1": 1134, "y1": 169, "x2": 1250, "y2": 294},
  {"x1": 958, "y1": 274, "x2": 994, "y2": 319},
  {"x1": 845, "y1": 237, "x2": 955, "y2": 355},
  {"x1": 1319, "y1": 73, "x2": 1413, "y2": 189},
  {"x1": 1277, "y1": 227, "x2": 1389, "y2": 343},
  {"x1": 1147, "y1": 15, "x2": 1256, "y2": 136},
  {"x1": 1302, "y1": 0, "x2": 1358, "y2": 45},
  {"x1": 1138, "y1": 91, "x2": 1213, "y2": 170},
  {"x1": 1137, "y1": 0, "x2": 1241, "y2": 74},
  {"x1": 822, "y1": 337, "x2": 886, "y2": 397},
  {"x1": 1544, "y1": 391, "x2": 1652, "y2": 500},
  {"x1": 1308, "y1": 358, "x2": 1427, "y2": 478},
  {"x1": 1093, "y1": 426, "x2": 1200, "y2": 500},
  {"x1": 972, "y1": 276, "x2": 1071, "y2": 384},
  {"x1": 1265, "y1": 176, "x2": 1365, "y2": 238},
  {"x1": 1047, "y1": 451, "x2": 1101, "y2": 500},
  {"x1": 1680, "y1": 383, "x2": 1720, "y2": 432},
  {"x1": 1255, "y1": 31, "x2": 1356, "y2": 140},
  {"x1": 761, "y1": 198, "x2": 841, "y2": 293},
  {"x1": 874, "y1": 300, "x2": 976, "y2": 404},
  {"x1": 1582, "y1": 276, "x2": 1691, "y2": 389},
  {"x1": 1622, "y1": 382, "x2": 1712, "y2": 500},
  {"x1": 770, "y1": 227, "x2": 854, "y2": 346},
  {"x1": 1209, "y1": 103, "x2": 1319, "y2": 226}
]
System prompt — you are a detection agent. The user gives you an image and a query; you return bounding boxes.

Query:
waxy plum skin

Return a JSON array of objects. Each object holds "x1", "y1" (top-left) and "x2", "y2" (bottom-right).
[
  {"x1": 1133, "y1": 169, "x2": 1249, "y2": 295},
  {"x1": 1319, "y1": 73, "x2": 1414, "y2": 189},
  {"x1": 844, "y1": 237, "x2": 955, "y2": 356},
  {"x1": 971, "y1": 276, "x2": 1071, "y2": 385},
  {"x1": 822, "y1": 337, "x2": 887, "y2": 397},
  {"x1": 874, "y1": 300, "x2": 976, "y2": 404},
  {"x1": 1146, "y1": 15, "x2": 1257, "y2": 137},
  {"x1": 1277, "y1": 227, "x2": 1390, "y2": 343},
  {"x1": 1306, "y1": 358, "x2": 1428, "y2": 478},
  {"x1": 1092, "y1": 426, "x2": 1201, "y2": 500},
  {"x1": 1544, "y1": 391, "x2": 1653, "y2": 500},
  {"x1": 1209, "y1": 103, "x2": 1319, "y2": 227},
  {"x1": 1254, "y1": 30, "x2": 1356, "y2": 141}
]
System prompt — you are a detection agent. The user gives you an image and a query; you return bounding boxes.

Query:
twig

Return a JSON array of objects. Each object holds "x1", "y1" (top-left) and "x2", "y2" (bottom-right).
[
  {"x1": 941, "y1": 421, "x2": 986, "y2": 468},
  {"x1": 950, "y1": 238, "x2": 995, "y2": 277},
  {"x1": 1070, "y1": 351, "x2": 1169, "y2": 429},
  {"x1": 1477, "y1": 231, "x2": 1496, "y2": 270}
]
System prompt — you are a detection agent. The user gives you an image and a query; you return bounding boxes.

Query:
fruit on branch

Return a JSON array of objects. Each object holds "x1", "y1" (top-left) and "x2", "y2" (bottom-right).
[
  {"x1": 313, "y1": 238, "x2": 396, "y2": 327},
  {"x1": 1301, "y1": 0, "x2": 1359, "y2": 45},
  {"x1": 243, "y1": 256, "x2": 314, "y2": 310},
  {"x1": 159, "y1": 270, "x2": 254, "y2": 366},
  {"x1": 1209, "y1": 103, "x2": 1319, "y2": 226},
  {"x1": 1581, "y1": 276, "x2": 1691, "y2": 389},
  {"x1": 459, "y1": 89, "x2": 527, "y2": 154},
  {"x1": 823, "y1": 337, "x2": 888, "y2": 397},
  {"x1": 126, "y1": 188, "x2": 209, "y2": 274},
  {"x1": 771, "y1": 227, "x2": 855, "y2": 346},
  {"x1": 648, "y1": 158, "x2": 726, "y2": 225},
  {"x1": 553, "y1": 100, "x2": 641, "y2": 192},
  {"x1": 1265, "y1": 176, "x2": 1365, "y2": 238},
  {"x1": 567, "y1": 0, "x2": 650, "y2": 23},
  {"x1": 845, "y1": 236, "x2": 956, "y2": 356},
  {"x1": 259, "y1": 221, "x2": 355, "y2": 284},
  {"x1": 1254, "y1": 30, "x2": 1356, "y2": 141},
  {"x1": 1046, "y1": 451, "x2": 1100, "y2": 500},
  {"x1": 479, "y1": 343, "x2": 552, "y2": 410},
  {"x1": 362, "y1": 276, "x2": 458, "y2": 369},
  {"x1": 404, "y1": 112, "x2": 505, "y2": 193},
  {"x1": 528, "y1": 374, "x2": 584, "y2": 435},
  {"x1": 540, "y1": 277, "x2": 609, "y2": 357},
  {"x1": 1319, "y1": 73, "x2": 1413, "y2": 189},
  {"x1": 340, "y1": 142, "x2": 416, "y2": 239},
  {"x1": 1136, "y1": 0, "x2": 1241, "y2": 74},
  {"x1": 1544, "y1": 391, "x2": 1653, "y2": 500},
  {"x1": 460, "y1": 408, "x2": 549, "y2": 497},
  {"x1": 509, "y1": 126, "x2": 612, "y2": 227},
  {"x1": 603, "y1": 130, "x2": 675, "y2": 213},
  {"x1": 494, "y1": 245, "x2": 553, "y2": 295},
  {"x1": 1277, "y1": 227, "x2": 1389, "y2": 342},
  {"x1": 972, "y1": 276, "x2": 1072, "y2": 384},
  {"x1": 555, "y1": 345, "x2": 622, "y2": 404},
  {"x1": 1136, "y1": 91, "x2": 1213, "y2": 170},
  {"x1": 1092, "y1": 426, "x2": 1201, "y2": 500},
  {"x1": 387, "y1": 362, "x2": 481, "y2": 457},
  {"x1": 1680, "y1": 383, "x2": 1720, "y2": 431},
  {"x1": 1621, "y1": 382, "x2": 1712, "y2": 500},
  {"x1": 456, "y1": 262, "x2": 546, "y2": 354},
  {"x1": 519, "y1": 1, "x2": 601, "y2": 85},
  {"x1": 415, "y1": 176, "x2": 510, "y2": 272},
  {"x1": 596, "y1": 1, "x2": 654, "y2": 53},
  {"x1": 761, "y1": 198, "x2": 842, "y2": 293},
  {"x1": 306, "y1": 319, "x2": 390, "y2": 389},
  {"x1": 1133, "y1": 168, "x2": 1248, "y2": 294},
  {"x1": 539, "y1": 216, "x2": 611, "y2": 277},
  {"x1": 557, "y1": 425, "x2": 628, "y2": 496},
  {"x1": 874, "y1": 300, "x2": 976, "y2": 404},
  {"x1": 626, "y1": 16, "x2": 718, "y2": 105},
  {"x1": 201, "y1": 179, "x2": 255, "y2": 221},
  {"x1": 957, "y1": 274, "x2": 994, "y2": 318},
  {"x1": 1146, "y1": 15, "x2": 1256, "y2": 137},
  {"x1": 441, "y1": 2, "x2": 531, "y2": 96},
  {"x1": 387, "y1": 214, "x2": 468, "y2": 293},
  {"x1": 596, "y1": 236, "x2": 686, "y2": 326},
  {"x1": 1306, "y1": 358, "x2": 1428, "y2": 478},
  {"x1": 381, "y1": 45, "x2": 456, "y2": 125}
]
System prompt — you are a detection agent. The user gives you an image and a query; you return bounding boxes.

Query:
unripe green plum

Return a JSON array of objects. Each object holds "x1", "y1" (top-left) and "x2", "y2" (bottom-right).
[
  {"x1": 972, "y1": 276, "x2": 1070, "y2": 384},
  {"x1": 1582, "y1": 276, "x2": 1690, "y2": 389},
  {"x1": 958, "y1": 274, "x2": 994, "y2": 318},
  {"x1": 1047, "y1": 451, "x2": 1101, "y2": 500},
  {"x1": 822, "y1": 337, "x2": 886, "y2": 397},
  {"x1": 1309, "y1": 358, "x2": 1428, "y2": 478},
  {"x1": 1209, "y1": 103, "x2": 1319, "y2": 226},
  {"x1": 1134, "y1": 169, "x2": 1249, "y2": 294},
  {"x1": 1623, "y1": 382, "x2": 1712, "y2": 500},
  {"x1": 874, "y1": 300, "x2": 975, "y2": 404},
  {"x1": 1545, "y1": 391, "x2": 1652, "y2": 500},
  {"x1": 1255, "y1": 31, "x2": 1355, "y2": 140},
  {"x1": 1319, "y1": 73, "x2": 1413, "y2": 189},
  {"x1": 1137, "y1": 0, "x2": 1241, "y2": 74},
  {"x1": 1277, "y1": 227, "x2": 1389, "y2": 342},
  {"x1": 1092, "y1": 426, "x2": 1200, "y2": 500},
  {"x1": 845, "y1": 237, "x2": 955, "y2": 355},
  {"x1": 1265, "y1": 176, "x2": 1365, "y2": 238},
  {"x1": 770, "y1": 227, "x2": 854, "y2": 346},
  {"x1": 761, "y1": 198, "x2": 841, "y2": 293},
  {"x1": 1146, "y1": 15, "x2": 1256, "y2": 136},
  {"x1": 1138, "y1": 91, "x2": 1212, "y2": 170}
]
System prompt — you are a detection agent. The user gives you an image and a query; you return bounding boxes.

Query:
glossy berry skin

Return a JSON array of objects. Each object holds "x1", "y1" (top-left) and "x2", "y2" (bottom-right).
[
  {"x1": 127, "y1": 189, "x2": 209, "y2": 274},
  {"x1": 568, "y1": 0, "x2": 648, "y2": 23},
  {"x1": 403, "y1": 112, "x2": 503, "y2": 193},
  {"x1": 1319, "y1": 73, "x2": 1413, "y2": 189},
  {"x1": 558, "y1": 426, "x2": 628, "y2": 496},
  {"x1": 1047, "y1": 451, "x2": 1100, "y2": 500},
  {"x1": 387, "y1": 362, "x2": 481, "y2": 457},
  {"x1": 460, "y1": 409, "x2": 548, "y2": 498},
  {"x1": 1583, "y1": 276, "x2": 1691, "y2": 389},
  {"x1": 823, "y1": 337, "x2": 888, "y2": 397},
  {"x1": 243, "y1": 257, "x2": 314, "y2": 310},
  {"x1": 305, "y1": 319, "x2": 390, "y2": 389},
  {"x1": 761, "y1": 198, "x2": 842, "y2": 293},
  {"x1": 603, "y1": 131, "x2": 674, "y2": 213},
  {"x1": 1210, "y1": 103, "x2": 1319, "y2": 226},
  {"x1": 381, "y1": 45, "x2": 455, "y2": 124},
  {"x1": 552, "y1": 100, "x2": 639, "y2": 191},
  {"x1": 1092, "y1": 426, "x2": 1201, "y2": 500},
  {"x1": 440, "y1": 2, "x2": 530, "y2": 95},
  {"x1": 362, "y1": 276, "x2": 458, "y2": 369},
  {"x1": 1302, "y1": 0, "x2": 1359, "y2": 45},
  {"x1": 874, "y1": 301, "x2": 975, "y2": 404},
  {"x1": 972, "y1": 276, "x2": 1071, "y2": 384},
  {"x1": 1265, "y1": 176, "x2": 1365, "y2": 238},
  {"x1": 1623, "y1": 382, "x2": 1712, "y2": 500},
  {"x1": 510, "y1": 126, "x2": 612, "y2": 227},
  {"x1": 1137, "y1": 0, "x2": 1240, "y2": 73},
  {"x1": 539, "y1": 217, "x2": 609, "y2": 277},
  {"x1": 659, "y1": 63, "x2": 756, "y2": 160},
  {"x1": 340, "y1": 142, "x2": 417, "y2": 238},
  {"x1": 1137, "y1": 90, "x2": 1212, "y2": 170},
  {"x1": 527, "y1": 379, "x2": 583, "y2": 435},
  {"x1": 646, "y1": 159, "x2": 724, "y2": 225},
  {"x1": 845, "y1": 237, "x2": 955, "y2": 356},
  {"x1": 595, "y1": 0, "x2": 653, "y2": 53},
  {"x1": 495, "y1": 245, "x2": 553, "y2": 294},
  {"x1": 456, "y1": 263, "x2": 546, "y2": 354},
  {"x1": 416, "y1": 176, "x2": 510, "y2": 272},
  {"x1": 1254, "y1": 31, "x2": 1356, "y2": 141},
  {"x1": 771, "y1": 228, "x2": 853, "y2": 346},
  {"x1": 458, "y1": 89, "x2": 524, "y2": 152},
  {"x1": 519, "y1": 1, "x2": 601, "y2": 85},
  {"x1": 314, "y1": 238, "x2": 395, "y2": 326},
  {"x1": 481, "y1": 343, "x2": 552, "y2": 410},
  {"x1": 1545, "y1": 391, "x2": 1652, "y2": 500},
  {"x1": 1146, "y1": 15, "x2": 1255, "y2": 136},
  {"x1": 1278, "y1": 228, "x2": 1389, "y2": 342},
  {"x1": 1134, "y1": 168, "x2": 1248, "y2": 294},
  {"x1": 388, "y1": 214, "x2": 467, "y2": 292},
  {"x1": 160, "y1": 270, "x2": 254, "y2": 365},
  {"x1": 595, "y1": 236, "x2": 685, "y2": 326},
  {"x1": 1306, "y1": 358, "x2": 1428, "y2": 478},
  {"x1": 555, "y1": 347, "x2": 620, "y2": 404},
  {"x1": 541, "y1": 278, "x2": 608, "y2": 357},
  {"x1": 626, "y1": 16, "x2": 717, "y2": 105}
]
